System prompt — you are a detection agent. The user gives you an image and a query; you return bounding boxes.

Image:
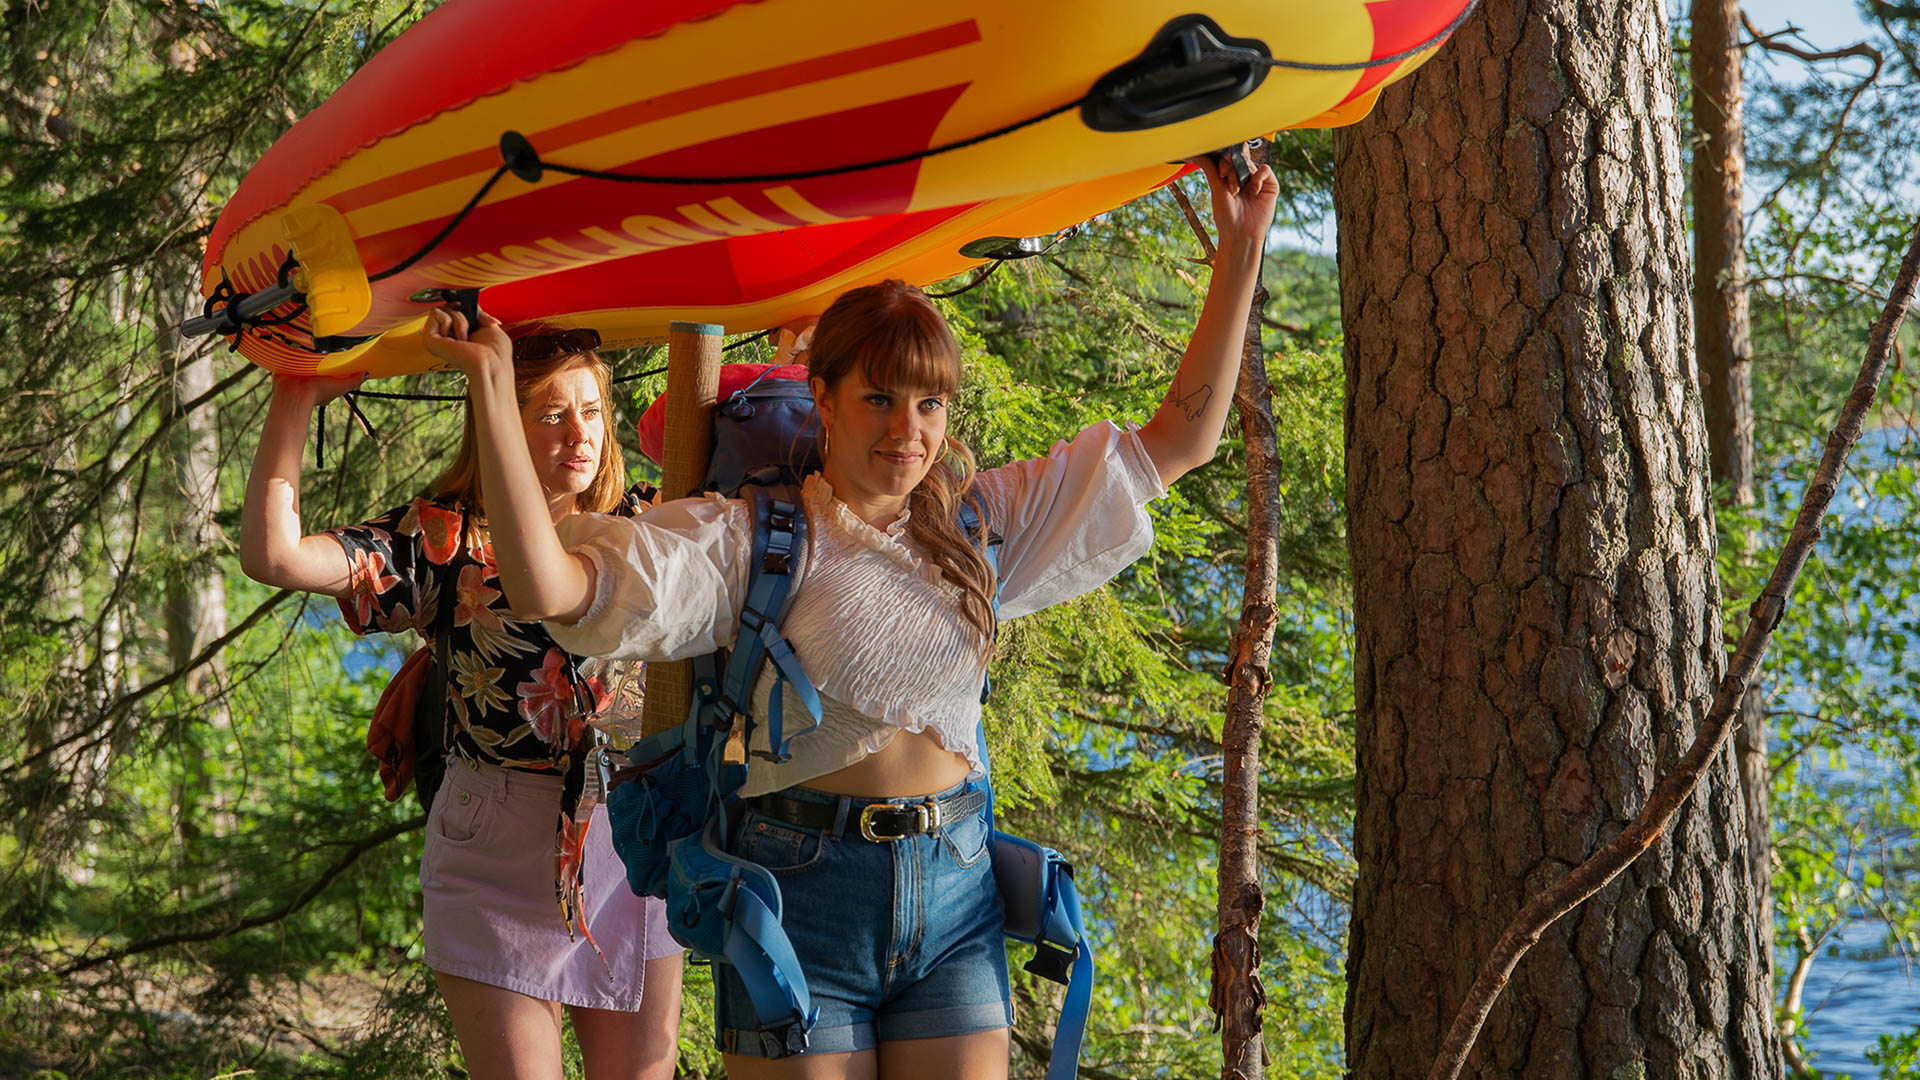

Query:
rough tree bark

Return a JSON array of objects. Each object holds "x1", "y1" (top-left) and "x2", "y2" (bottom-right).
[
  {"x1": 1333, "y1": 1, "x2": 1780, "y2": 1076},
  {"x1": 1202, "y1": 153, "x2": 1282, "y2": 1077},
  {"x1": 1689, "y1": 0, "x2": 1772, "y2": 996}
]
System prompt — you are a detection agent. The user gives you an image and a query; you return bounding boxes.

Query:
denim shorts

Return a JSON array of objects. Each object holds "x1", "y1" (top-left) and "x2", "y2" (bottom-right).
[{"x1": 714, "y1": 780, "x2": 1012, "y2": 1056}]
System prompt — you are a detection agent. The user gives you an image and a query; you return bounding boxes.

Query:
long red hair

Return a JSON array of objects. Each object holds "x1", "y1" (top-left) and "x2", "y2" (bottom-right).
[{"x1": 807, "y1": 280, "x2": 996, "y2": 648}]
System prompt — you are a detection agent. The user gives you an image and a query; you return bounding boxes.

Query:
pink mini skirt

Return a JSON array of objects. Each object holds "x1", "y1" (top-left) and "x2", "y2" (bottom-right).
[{"x1": 421, "y1": 755, "x2": 678, "y2": 1011}]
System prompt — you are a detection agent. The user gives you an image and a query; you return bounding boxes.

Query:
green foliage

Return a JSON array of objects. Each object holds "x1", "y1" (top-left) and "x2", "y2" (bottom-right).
[
  {"x1": 10, "y1": 1, "x2": 1910, "y2": 1074},
  {"x1": 1868, "y1": 1025, "x2": 1920, "y2": 1078},
  {"x1": 1715, "y1": 6, "x2": 1920, "y2": 1060}
]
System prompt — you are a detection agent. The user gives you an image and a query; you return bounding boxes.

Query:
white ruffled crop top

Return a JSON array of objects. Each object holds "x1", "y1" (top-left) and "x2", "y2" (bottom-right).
[{"x1": 547, "y1": 420, "x2": 1166, "y2": 797}]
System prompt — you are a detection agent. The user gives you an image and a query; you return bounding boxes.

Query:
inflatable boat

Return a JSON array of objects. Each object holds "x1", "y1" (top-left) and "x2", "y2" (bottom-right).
[{"x1": 195, "y1": 0, "x2": 1475, "y2": 375}]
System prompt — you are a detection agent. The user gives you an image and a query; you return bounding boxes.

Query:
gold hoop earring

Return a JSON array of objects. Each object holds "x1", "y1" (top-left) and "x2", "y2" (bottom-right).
[{"x1": 932, "y1": 438, "x2": 949, "y2": 465}]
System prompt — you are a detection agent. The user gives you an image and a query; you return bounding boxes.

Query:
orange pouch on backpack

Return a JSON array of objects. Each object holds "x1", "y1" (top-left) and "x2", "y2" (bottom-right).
[{"x1": 367, "y1": 646, "x2": 433, "y2": 802}]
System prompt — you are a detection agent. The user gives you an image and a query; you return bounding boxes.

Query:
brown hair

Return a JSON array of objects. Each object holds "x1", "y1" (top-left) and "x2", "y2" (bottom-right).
[
  {"x1": 808, "y1": 280, "x2": 996, "y2": 648},
  {"x1": 433, "y1": 345, "x2": 626, "y2": 521}
]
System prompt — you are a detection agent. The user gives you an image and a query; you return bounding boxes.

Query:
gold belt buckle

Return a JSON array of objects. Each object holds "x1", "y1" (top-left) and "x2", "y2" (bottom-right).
[{"x1": 857, "y1": 799, "x2": 941, "y2": 842}]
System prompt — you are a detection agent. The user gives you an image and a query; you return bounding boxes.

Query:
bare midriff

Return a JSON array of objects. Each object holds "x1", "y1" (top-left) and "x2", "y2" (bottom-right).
[{"x1": 801, "y1": 726, "x2": 971, "y2": 799}]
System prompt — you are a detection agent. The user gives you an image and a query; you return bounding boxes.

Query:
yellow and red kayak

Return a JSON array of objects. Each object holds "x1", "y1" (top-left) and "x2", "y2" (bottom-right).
[{"x1": 199, "y1": 0, "x2": 1474, "y2": 376}]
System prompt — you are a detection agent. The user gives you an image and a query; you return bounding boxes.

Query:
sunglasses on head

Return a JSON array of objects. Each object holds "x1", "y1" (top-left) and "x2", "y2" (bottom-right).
[{"x1": 511, "y1": 328, "x2": 601, "y2": 363}]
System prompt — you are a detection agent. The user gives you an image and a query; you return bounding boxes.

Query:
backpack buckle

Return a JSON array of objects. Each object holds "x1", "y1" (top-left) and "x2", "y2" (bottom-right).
[{"x1": 1024, "y1": 940, "x2": 1076, "y2": 985}]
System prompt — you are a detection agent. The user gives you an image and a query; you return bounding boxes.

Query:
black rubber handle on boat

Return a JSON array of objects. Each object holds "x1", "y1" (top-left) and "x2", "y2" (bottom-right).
[
  {"x1": 180, "y1": 281, "x2": 303, "y2": 338},
  {"x1": 446, "y1": 288, "x2": 482, "y2": 332}
]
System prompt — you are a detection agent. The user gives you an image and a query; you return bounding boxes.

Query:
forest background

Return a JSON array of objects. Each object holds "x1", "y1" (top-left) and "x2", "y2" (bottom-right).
[{"x1": 0, "y1": 1, "x2": 1915, "y2": 1077}]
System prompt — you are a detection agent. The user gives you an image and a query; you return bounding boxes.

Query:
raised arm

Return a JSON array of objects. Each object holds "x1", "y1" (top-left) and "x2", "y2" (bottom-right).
[
  {"x1": 239, "y1": 374, "x2": 366, "y2": 596},
  {"x1": 1135, "y1": 150, "x2": 1281, "y2": 486},
  {"x1": 422, "y1": 308, "x2": 598, "y2": 622}
]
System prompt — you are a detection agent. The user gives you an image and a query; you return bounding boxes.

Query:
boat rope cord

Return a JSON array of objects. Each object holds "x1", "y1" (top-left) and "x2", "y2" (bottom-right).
[
  {"x1": 198, "y1": 1, "x2": 1480, "y2": 343},
  {"x1": 1205, "y1": 0, "x2": 1478, "y2": 73},
  {"x1": 314, "y1": 390, "x2": 376, "y2": 470},
  {"x1": 342, "y1": 361, "x2": 672, "y2": 406},
  {"x1": 924, "y1": 259, "x2": 1006, "y2": 300},
  {"x1": 313, "y1": 359, "x2": 668, "y2": 468},
  {"x1": 926, "y1": 224, "x2": 1083, "y2": 299},
  {"x1": 359, "y1": 2, "x2": 1479, "y2": 284}
]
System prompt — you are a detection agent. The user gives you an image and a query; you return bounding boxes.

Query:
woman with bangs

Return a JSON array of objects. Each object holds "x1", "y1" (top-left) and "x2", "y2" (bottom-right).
[
  {"x1": 239, "y1": 326, "x2": 682, "y2": 1080},
  {"x1": 428, "y1": 154, "x2": 1278, "y2": 1079}
]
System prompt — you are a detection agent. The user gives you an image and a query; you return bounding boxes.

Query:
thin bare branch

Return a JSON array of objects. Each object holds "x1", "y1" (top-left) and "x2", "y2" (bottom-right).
[{"x1": 1168, "y1": 181, "x2": 1218, "y2": 265}]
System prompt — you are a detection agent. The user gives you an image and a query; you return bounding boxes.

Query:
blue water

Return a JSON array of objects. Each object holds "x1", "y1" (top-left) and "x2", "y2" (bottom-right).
[
  {"x1": 1771, "y1": 430, "x2": 1920, "y2": 1076},
  {"x1": 1795, "y1": 920, "x2": 1919, "y2": 1076}
]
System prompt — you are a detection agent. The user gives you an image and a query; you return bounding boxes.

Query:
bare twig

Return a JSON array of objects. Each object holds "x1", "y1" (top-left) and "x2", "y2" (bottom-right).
[
  {"x1": 1426, "y1": 220, "x2": 1920, "y2": 1080},
  {"x1": 1740, "y1": 13, "x2": 1885, "y2": 236},
  {"x1": 1168, "y1": 182, "x2": 1218, "y2": 265},
  {"x1": 1741, "y1": 14, "x2": 1885, "y2": 67}
]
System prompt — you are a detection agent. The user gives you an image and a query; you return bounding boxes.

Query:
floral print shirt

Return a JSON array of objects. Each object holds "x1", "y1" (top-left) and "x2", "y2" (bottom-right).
[{"x1": 329, "y1": 489, "x2": 650, "y2": 775}]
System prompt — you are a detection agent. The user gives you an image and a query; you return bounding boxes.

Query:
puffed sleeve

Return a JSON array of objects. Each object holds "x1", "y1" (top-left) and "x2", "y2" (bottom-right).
[
  {"x1": 970, "y1": 420, "x2": 1168, "y2": 620},
  {"x1": 545, "y1": 493, "x2": 754, "y2": 661}
]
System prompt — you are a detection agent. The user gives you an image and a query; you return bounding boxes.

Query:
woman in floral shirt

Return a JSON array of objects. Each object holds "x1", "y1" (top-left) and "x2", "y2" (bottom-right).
[{"x1": 240, "y1": 327, "x2": 680, "y2": 1080}]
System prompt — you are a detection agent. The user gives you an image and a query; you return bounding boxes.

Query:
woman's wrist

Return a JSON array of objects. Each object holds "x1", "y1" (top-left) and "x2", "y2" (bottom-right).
[
  {"x1": 1215, "y1": 234, "x2": 1264, "y2": 275},
  {"x1": 268, "y1": 381, "x2": 322, "y2": 416},
  {"x1": 456, "y1": 341, "x2": 511, "y2": 388}
]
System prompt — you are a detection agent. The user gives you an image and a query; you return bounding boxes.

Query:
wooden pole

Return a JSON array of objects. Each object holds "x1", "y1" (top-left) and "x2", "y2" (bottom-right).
[{"x1": 640, "y1": 320, "x2": 722, "y2": 736}]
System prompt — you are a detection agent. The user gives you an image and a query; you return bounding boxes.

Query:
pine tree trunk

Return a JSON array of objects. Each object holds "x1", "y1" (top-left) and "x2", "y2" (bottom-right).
[
  {"x1": 1333, "y1": 1, "x2": 1780, "y2": 1076},
  {"x1": 1692, "y1": 0, "x2": 1754, "y2": 508},
  {"x1": 1690, "y1": 0, "x2": 1772, "y2": 979}
]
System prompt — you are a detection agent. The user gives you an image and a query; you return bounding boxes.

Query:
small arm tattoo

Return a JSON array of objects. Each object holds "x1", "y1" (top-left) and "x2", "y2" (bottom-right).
[{"x1": 1174, "y1": 382, "x2": 1214, "y2": 422}]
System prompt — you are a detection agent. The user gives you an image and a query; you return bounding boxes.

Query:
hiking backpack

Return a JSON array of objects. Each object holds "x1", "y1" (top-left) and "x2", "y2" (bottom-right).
[{"x1": 601, "y1": 366, "x2": 1093, "y2": 1073}]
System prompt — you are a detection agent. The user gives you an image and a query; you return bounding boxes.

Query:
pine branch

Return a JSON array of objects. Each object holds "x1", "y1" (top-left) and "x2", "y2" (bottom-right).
[
  {"x1": 1425, "y1": 220, "x2": 1920, "y2": 1080},
  {"x1": 55, "y1": 813, "x2": 426, "y2": 976},
  {"x1": 0, "y1": 588, "x2": 297, "y2": 779}
]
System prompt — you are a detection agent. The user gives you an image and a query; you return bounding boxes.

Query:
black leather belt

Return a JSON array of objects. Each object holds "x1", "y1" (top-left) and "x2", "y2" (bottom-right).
[{"x1": 748, "y1": 788, "x2": 988, "y2": 842}]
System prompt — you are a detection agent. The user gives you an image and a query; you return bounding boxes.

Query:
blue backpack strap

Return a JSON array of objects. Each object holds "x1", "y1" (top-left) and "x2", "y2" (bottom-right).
[
  {"x1": 1050, "y1": 942, "x2": 1095, "y2": 1080},
  {"x1": 653, "y1": 481, "x2": 823, "y2": 1052},
  {"x1": 965, "y1": 498, "x2": 1092, "y2": 1080},
  {"x1": 719, "y1": 484, "x2": 822, "y2": 763},
  {"x1": 697, "y1": 819, "x2": 817, "y2": 1054}
]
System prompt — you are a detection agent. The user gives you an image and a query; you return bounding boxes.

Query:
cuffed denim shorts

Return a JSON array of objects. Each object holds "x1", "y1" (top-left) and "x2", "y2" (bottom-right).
[{"x1": 715, "y1": 780, "x2": 1012, "y2": 1056}]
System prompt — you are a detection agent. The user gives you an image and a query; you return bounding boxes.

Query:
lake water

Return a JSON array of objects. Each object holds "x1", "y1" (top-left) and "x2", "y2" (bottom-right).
[
  {"x1": 1772, "y1": 430, "x2": 1919, "y2": 1077},
  {"x1": 1795, "y1": 919, "x2": 1918, "y2": 1077}
]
